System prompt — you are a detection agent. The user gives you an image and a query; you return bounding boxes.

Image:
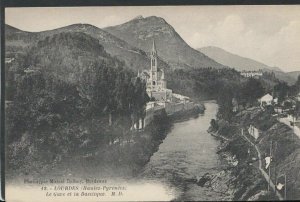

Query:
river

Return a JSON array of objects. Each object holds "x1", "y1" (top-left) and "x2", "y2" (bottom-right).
[{"x1": 137, "y1": 102, "x2": 225, "y2": 201}]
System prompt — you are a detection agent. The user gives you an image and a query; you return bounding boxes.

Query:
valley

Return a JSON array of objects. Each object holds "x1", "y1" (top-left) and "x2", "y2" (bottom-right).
[{"x1": 4, "y1": 12, "x2": 300, "y2": 201}]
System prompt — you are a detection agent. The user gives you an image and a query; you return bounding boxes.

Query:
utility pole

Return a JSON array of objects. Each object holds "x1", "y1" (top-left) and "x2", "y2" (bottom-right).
[
  {"x1": 284, "y1": 174, "x2": 287, "y2": 200},
  {"x1": 293, "y1": 108, "x2": 295, "y2": 142},
  {"x1": 274, "y1": 141, "x2": 278, "y2": 195},
  {"x1": 268, "y1": 140, "x2": 272, "y2": 192}
]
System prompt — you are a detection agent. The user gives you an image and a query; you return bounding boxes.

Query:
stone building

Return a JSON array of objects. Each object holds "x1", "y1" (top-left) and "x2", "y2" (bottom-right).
[
  {"x1": 240, "y1": 70, "x2": 263, "y2": 78},
  {"x1": 138, "y1": 40, "x2": 172, "y2": 101}
]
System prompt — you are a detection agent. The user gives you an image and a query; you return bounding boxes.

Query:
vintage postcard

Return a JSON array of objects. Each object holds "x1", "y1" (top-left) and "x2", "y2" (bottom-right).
[{"x1": 3, "y1": 5, "x2": 300, "y2": 201}]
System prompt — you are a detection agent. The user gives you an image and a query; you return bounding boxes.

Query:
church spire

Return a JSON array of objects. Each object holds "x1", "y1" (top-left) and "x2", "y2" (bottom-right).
[{"x1": 152, "y1": 39, "x2": 157, "y2": 54}]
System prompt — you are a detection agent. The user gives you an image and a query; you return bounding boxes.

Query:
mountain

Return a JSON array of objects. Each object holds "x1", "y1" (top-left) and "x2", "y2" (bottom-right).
[
  {"x1": 286, "y1": 71, "x2": 300, "y2": 81},
  {"x1": 199, "y1": 46, "x2": 281, "y2": 72},
  {"x1": 6, "y1": 31, "x2": 136, "y2": 100},
  {"x1": 6, "y1": 25, "x2": 40, "y2": 56},
  {"x1": 104, "y1": 16, "x2": 226, "y2": 69},
  {"x1": 199, "y1": 46, "x2": 296, "y2": 84},
  {"x1": 5, "y1": 24, "x2": 169, "y2": 72},
  {"x1": 8, "y1": 32, "x2": 123, "y2": 84}
]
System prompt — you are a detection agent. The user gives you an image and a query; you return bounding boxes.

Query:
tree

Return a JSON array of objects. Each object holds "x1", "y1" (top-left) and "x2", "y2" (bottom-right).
[
  {"x1": 240, "y1": 78, "x2": 265, "y2": 106},
  {"x1": 290, "y1": 75, "x2": 300, "y2": 97},
  {"x1": 217, "y1": 85, "x2": 234, "y2": 121},
  {"x1": 273, "y1": 82, "x2": 290, "y2": 103},
  {"x1": 210, "y1": 119, "x2": 219, "y2": 131},
  {"x1": 294, "y1": 101, "x2": 300, "y2": 120},
  {"x1": 6, "y1": 71, "x2": 83, "y2": 143},
  {"x1": 283, "y1": 101, "x2": 293, "y2": 110},
  {"x1": 296, "y1": 75, "x2": 300, "y2": 89}
]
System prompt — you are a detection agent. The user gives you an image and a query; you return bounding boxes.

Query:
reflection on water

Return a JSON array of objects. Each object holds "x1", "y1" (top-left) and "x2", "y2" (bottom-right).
[{"x1": 138, "y1": 102, "x2": 224, "y2": 201}]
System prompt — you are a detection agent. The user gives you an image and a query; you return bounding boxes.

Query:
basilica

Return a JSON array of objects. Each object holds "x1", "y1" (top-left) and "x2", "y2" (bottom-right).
[
  {"x1": 138, "y1": 40, "x2": 173, "y2": 101},
  {"x1": 135, "y1": 40, "x2": 195, "y2": 130}
]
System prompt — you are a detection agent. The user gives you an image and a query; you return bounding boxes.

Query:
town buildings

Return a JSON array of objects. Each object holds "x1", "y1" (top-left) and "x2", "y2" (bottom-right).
[{"x1": 240, "y1": 70, "x2": 263, "y2": 78}]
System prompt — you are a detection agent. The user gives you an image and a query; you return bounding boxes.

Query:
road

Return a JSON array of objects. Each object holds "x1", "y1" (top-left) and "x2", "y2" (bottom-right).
[{"x1": 240, "y1": 129, "x2": 284, "y2": 200}]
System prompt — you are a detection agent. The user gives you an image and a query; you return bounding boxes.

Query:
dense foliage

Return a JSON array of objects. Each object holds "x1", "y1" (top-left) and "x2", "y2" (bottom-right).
[
  {"x1": 167, "y1": 67, "x2": 267, "y2": 121},
  {"x1": 167, "y1": 67, "x2": 242, "y2": 100},
  {"x1": 6, "y1": 33, "x2": 150, "y2": 175}
]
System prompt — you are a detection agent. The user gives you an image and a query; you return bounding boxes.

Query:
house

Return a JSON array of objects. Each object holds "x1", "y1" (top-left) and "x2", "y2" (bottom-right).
[
  {"x1": 5, "y1": 57, "x2": 15, "y2": 64},
  {"x1": 248, "y1": 125, "x2": 260, "y2": 140},
  {"x1": 146, "y1": 101, "x2": 157, "y2": 110},
  {"x1": 24, "y1": 68, "x2": 36, "y2": 73},
  {"x1": 274, "y1": 106, "x2": 283, "y2": 114},
  {"x1": 258, "y1": 93, "x2": 274, "y2": 107}
]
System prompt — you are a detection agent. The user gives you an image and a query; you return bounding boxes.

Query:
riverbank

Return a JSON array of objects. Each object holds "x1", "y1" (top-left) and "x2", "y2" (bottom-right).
[
  {"x1": 169, "y1": 104, "x2": 205, "y2": 122},
  {"x1": 7, "y1": 109, "x2": 172, "y2": 181},
  {"x1": 205, "y1": 127, "x2": 277, "y2": 200},
  {"x1": 206, "y1": 106, "x2": 300, "y2": 200},
  {"x1": 7, "y1": 102, "x2": 205, "y2": 183}
]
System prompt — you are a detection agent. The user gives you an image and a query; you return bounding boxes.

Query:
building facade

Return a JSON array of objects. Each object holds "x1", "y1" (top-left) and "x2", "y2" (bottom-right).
[
  {"x1": 138, "y1": 40, "x2": 172, "y2": 101},
  {"x1": 240, "y1": 70, "x2": 263, "y2": 78},
  {"x1": 258, "y1": 93, "x2": 276, "y2": 107}
]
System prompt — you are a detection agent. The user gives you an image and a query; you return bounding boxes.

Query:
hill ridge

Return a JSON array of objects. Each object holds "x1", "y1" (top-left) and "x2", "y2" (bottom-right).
[
  {"x1": 104, "y1": 16, "x2": 226, "y2": 69},
  {"x1": 198, "y1": 46, "x2": 297, "y2": 84},
  {"x1": 199, "y1": 46, "x2": 281, "y2": 72},
  {"x1": 5, "y1": 23, "x2": 170, "y2": 72}
]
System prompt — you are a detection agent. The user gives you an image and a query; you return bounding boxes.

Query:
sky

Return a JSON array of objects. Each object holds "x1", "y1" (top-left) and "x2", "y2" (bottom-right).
[{"x1": 5, "y1": 6, "x2": 300, "y2": 72}]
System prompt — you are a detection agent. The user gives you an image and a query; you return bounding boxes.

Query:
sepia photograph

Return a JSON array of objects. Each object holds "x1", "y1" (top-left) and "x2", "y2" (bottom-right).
[{"x1": 3, "y1": 5, "x2": 300, "y2": 201}]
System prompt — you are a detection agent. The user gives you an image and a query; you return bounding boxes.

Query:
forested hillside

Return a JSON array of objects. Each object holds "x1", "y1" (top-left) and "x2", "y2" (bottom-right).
[
  {"x1": 166, "y1": 67, "x2": 243, "y2": 100},
  {"x1": 6, "y1": 32, "x2": 150, "y2": 177}
]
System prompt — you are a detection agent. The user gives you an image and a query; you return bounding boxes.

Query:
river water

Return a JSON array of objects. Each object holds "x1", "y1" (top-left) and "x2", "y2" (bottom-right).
[{"x1": 137, "y1": 102, "x2": 225, "y2": 201}]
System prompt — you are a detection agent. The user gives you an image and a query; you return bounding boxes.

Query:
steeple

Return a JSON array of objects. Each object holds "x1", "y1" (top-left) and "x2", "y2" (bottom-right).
[
  {"x1": 151, "y1": 39, "x2": 157, "y2": 55},
  {"x1": 150, "y1": 38, "x2": 158, "y2": 72},
  {"x1": 150, "y1": 38, "x2": 158, "y2": 90}
]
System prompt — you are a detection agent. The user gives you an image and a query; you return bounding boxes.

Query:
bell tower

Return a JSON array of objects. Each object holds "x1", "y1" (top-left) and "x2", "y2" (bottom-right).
[{"x1": 150, "y1": 39, "x2": 158, "y2": 90}]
